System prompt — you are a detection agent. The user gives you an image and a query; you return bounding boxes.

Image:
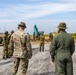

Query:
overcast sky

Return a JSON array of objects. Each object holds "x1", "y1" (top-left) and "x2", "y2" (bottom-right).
[{"x1": 0, "y1": 0, "x2": 76, "y2": 34}]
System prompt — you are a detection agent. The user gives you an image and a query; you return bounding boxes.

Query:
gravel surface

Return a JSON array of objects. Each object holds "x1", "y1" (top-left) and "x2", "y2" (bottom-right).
[{"x1": 0, "y1": 44, "x2": 76, "y2": 75}]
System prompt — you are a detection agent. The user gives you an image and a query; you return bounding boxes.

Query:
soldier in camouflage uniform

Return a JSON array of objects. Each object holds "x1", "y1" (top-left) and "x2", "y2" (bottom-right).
[
  {"x1": 3, "y1": 31, "x2": 9, "y2": 59},
  {"x1": 49, "y1": 33, "x2": 53, "y2": 41},
  {"x1": 11, "y1": 22, "x2": 32, "y2": 75},
  {"x1": 40, "y1": 31, "x2": 45, "y2": 52},
  {"x1": 8, "y1": 30, "x2": 14, "y2": 57},
  {"x1": 50, "y1": 22, "x2": 75, "y2": 75}
]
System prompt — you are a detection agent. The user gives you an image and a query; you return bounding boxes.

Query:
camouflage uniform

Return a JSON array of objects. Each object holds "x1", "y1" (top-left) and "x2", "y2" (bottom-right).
[
  {"x1": 49, "y1": 33, "x2": 53, "y2": 41},
  {"x1": 26, "y1": 33, "x2": 32, "y2": 58},
  {"x1": 8, "y1": 34, "x2": 11, "y2": 57},
  {"x1": 3, "y1": 31, "x2": 9, "y2": 59},
  {"x1": 40, "y1": 32, "x2": 45, "y2": 52},
  {"x1": 11, "y1": 22, "x2": 32, "y2": 75},
  {"x1": 8, "y1": 30, "x2": 14, "y2": 56},
  {"x1": 50, "y1": 22, "x2": 75, "y2": 75}
]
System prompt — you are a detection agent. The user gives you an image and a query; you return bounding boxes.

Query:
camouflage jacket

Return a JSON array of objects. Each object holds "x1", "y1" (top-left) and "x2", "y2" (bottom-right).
[
  {"x1": 3, "y1": 35, "x2": 9, "y2": 48},
  {"x1": 10, "y1": 30, "x2": 32, "y2": 58},
  {"x1": 40, "y1": 35, "x2": 45, "y2": 42}
]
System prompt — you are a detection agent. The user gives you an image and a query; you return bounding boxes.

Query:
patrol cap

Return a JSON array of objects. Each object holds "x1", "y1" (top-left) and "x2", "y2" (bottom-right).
[
  {"x1": 57, "y1": 22, "x2": 67, "y2": 29},
  {"x1": 18, "y1": 22, "x2": 26, "y2": 28}
]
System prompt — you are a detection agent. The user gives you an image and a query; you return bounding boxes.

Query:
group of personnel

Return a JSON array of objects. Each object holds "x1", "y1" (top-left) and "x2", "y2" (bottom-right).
[
  {"x1": 2, "y1": 30, "x2": 14, "y2": 59},
  {"x1": 40, "y1": 22, "x2": 75, "y2": 75},
  {"x1": 1, "y1": 22, "x2": 75, "y2": 75}
]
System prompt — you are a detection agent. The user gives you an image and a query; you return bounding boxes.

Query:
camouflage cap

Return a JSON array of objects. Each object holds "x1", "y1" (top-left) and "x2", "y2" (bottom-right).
[
  {"x1": 5, "y1": 31, "x2": 8, "y2": 34},
  {"x1": 18, "y1": 22, "x2": 26, "y2": 28},
  {"x1": 11, "y1": 30, "x2": 14, "y2": 33},
  {"x1": 41, "y1": 31, "x2": 44, "y2": 34},
  {"x1": 57, "y1": 22, "x2": 67, "y2": 29}
]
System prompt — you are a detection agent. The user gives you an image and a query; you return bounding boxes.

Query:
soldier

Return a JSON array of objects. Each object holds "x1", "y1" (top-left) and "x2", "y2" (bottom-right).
[
  {"x1": 49, "y1": 33, "x2": 53, "y2": 41},
  {"x1": 9, "y1": 30, "x2": 14, "y2": 39},
  {"x1": 8, "y1": 30, "x2": 14, "y2": 56},
  {"x1": 10, "y1": 30, "x2": 14, "y2": 39},
  {"x1": 11, "y1": 22, "x2": 32, "y2": 75},
  {"x1": 50, "y1": 22, "x2": 75, "y2": 75},
  {"x1": 40, "y1": 31, "x2": 45, "y2": 52},
  {"x1": 2, "y1": 31, "x2": 9, "y2": 59}
]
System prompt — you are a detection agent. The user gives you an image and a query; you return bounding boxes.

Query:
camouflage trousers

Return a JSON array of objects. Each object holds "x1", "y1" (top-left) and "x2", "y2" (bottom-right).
[
  {"x1": 3, "y1": 47, "x2": 9, "y2": 58},
  {"x1": 10, "y1": 49, "x2": 14, "y2": 56},
  {"x1": 40, "y1": 42, "x2": 44, "y2": 52},
  {"x1": 8, "y1": 45, "x2": 13, "y2": 56},
  {"x1": 12, "y1": 58, "x2": 28, "y2": 75},
  {"x1": 3, "y1": 50, "x2": 11, "y2": 58}
]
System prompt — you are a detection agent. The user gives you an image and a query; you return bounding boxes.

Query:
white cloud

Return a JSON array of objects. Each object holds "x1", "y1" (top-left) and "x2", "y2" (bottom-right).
[
  {"x1": 0, "y1": 19, "x2": 18, "y2": 23},
  {"x1": 65, "y1": 0, "x2": 76, "y2": 2},
  {"x1": 0, "y1": 2, "x2": 76, "y2": 22}
]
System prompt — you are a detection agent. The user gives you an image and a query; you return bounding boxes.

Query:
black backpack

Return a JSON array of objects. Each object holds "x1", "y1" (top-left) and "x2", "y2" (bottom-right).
[{"x1": 0, "y1": 36, "x2": 3, "y2": 44}]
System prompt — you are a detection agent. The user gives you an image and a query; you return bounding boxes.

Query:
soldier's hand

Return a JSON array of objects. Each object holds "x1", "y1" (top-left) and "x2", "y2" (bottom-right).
[
  {"x1": 51, "y1": 58, "x2": 55, "y2": 63},
  {"x1": 29, "y1": 57, "x2": 32, "y2": 59},
  {"x1": 28, "y1": 55, "x2": 32, "y2": 59}
]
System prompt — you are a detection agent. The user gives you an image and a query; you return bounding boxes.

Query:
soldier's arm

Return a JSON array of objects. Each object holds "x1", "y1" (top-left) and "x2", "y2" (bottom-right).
[
  {"x1": 27, "y1": 43, "x2": 32, "y2": 59},
  {"x1": 26, "y1": 34, "x2": 32, "y2": 59},
  {"x1": 70, "y1": 38, "x2": 75, "y2": 55},
  {"x1": 10, "y1": 35, "x2": 14, "y2": 50},
  {"x1": 50, "y1": 37, "x2": 57, "y2": 61},
  {"x1": 2, "y1": 37, "x2": 5, "y2": 46},
  {"x1": 44, "y1": 35, "x2": 45, "y2": 39}
]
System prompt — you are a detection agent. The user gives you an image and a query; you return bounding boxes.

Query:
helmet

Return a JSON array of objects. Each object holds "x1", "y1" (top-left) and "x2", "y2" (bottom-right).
[
  {"x1": 18, "y1": 22, "x2": 26, "y2": 28},
  {"x1": 11, "y1": 30, "x2": 14, "y2": 34},
  {"x1": 57, "y1": 22, "x2": 67, "y2": 29},
  {"x1": 5, "y1": 31, "x2": 8, "y2": 34}
]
